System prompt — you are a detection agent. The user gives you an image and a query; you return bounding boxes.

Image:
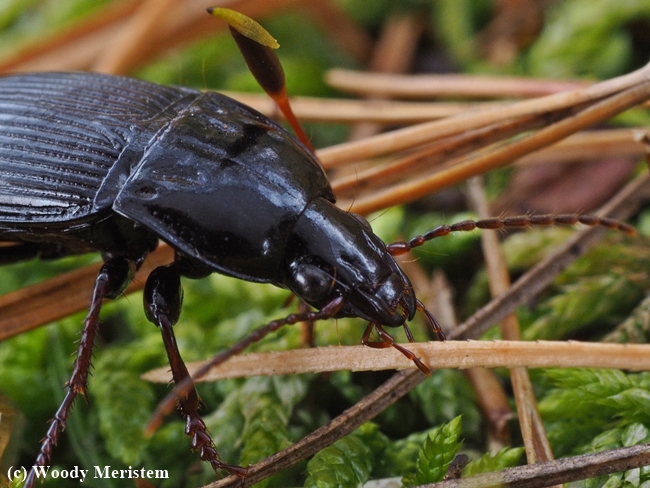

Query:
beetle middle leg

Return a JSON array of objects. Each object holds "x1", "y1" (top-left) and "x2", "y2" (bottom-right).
[
  {"x1": 143, "y1": 264, "x2": 248, "y2": 477},
  {"x1": 26, "y1": 256, "x2": 136, "y2": 488}
]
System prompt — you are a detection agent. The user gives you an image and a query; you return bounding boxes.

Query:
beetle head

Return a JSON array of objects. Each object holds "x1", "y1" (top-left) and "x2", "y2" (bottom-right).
[{"x1": 280, "y1": 199, "x2": 416, "y2": 327}]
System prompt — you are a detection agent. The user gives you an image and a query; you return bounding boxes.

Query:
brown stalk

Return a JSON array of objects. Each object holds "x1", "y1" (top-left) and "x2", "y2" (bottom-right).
[
  {"x1": 326, "y1": 69, "x2": 590, "y2": 99},
  {"x1": 425, "y1": 270, "x2": 513, "y2": 447},
  {"x1": 467, "y1": 178, "x2": 556, "y2": 471},
  {"x1": 464, "y1": 364, "x2": 513, "y2": 448},
  {"x1": 422, "y1": 271, "x2": 457, "y2": 337}
]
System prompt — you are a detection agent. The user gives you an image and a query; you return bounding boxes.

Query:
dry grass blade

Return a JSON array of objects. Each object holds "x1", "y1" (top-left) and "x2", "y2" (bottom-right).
[
  {"x1": 467, "y1": 177, "x2": 556, "y2": 468},
  {"x1": 225, "y1": 91, "x2": 493, "y2": 123},
  {"x1": 428, "y1": 270, "x2": 514, "y2": 447},
  {"x1": 516, "y1": 127, "x2": 649, "y2": 166},
  {"x1": 143, "y1": 340, "x2": 650, "y2": 382},
  {"x1": 0, "y1": 0, "x2": 307, "y2": 74},
  {"x1": 317, "y1": 61, "x2": 650, "y2": 167},
  {"x1": 326, "y1": 69, "x2": 590, "y2": 99},
  {"x1": 330, "y1": 126, "x2": 647, "y2": 203},
  {"x1": 331, "y1": 113, "x2": 542, "y2": 199},
  {"x1": 344, "y1": 80, "x2": 650, "y2": 215}
]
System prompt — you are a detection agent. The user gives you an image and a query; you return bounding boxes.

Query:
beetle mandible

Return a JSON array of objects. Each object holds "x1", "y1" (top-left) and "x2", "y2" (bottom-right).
[{"x1": 0, "y1": 72, "x2": 636, "y2": 485}]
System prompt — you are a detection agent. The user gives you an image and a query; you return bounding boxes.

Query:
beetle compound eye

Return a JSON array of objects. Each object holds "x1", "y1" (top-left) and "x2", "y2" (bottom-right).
[{"x1": 291, "y1": 263, "x2": 335, "y2": 303}]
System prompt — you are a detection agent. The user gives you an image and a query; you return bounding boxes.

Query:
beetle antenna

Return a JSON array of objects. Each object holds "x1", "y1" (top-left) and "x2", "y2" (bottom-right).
[
  {"x1": 145, "y1": 296, "x2": 345, "y2": 437},
  {"x1": 386, "y1": 213, "x2": 637, "y2": 256}
]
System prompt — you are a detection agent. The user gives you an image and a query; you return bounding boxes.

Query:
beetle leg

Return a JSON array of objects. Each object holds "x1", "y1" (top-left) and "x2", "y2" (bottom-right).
[
  {"x1": 26, "y1": 257, "x2": 135, "y2": 488},
  {"x1": 143, "y1": 264, "x2": 247, "y2": 477},
  {"x1": 402, "y1": 322, "x2": 416, "y2": 342},
  {"x1": 415, "y1": 299, "x2": 446, "y2": 341},
  {"x1": 362, "y1": 323, "x2": 431, "y2": 375},
  {"x1": 146, "y1": 296, "x2": 346, "y2": 438},
  {"x1": 277, "y1": 295, "x2": 316, "y2": 348}
]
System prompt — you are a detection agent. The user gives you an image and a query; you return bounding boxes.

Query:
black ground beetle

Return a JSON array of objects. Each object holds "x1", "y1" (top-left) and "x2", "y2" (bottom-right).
[
  {"x1": 0, "y1": 71, "x2": 634, "y2": 485},
  {"x1": 0, "y1": 71, "x2": 429, "y2": 483}
]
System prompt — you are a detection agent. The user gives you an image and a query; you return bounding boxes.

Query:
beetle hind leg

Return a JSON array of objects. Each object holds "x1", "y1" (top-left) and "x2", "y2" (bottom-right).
[
  {"x1": 144, "y1": 264, "x2": 247, "y2": 478},
  {"x1": 26, "y1": 257, "x2": 136, "y2": 488}
]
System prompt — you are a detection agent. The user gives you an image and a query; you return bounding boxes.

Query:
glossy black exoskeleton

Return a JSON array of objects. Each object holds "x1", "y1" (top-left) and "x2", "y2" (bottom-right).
[
  {"x1": 0, "y1": 72, "x2": 415, "y2": 324},
  {"x1": 0, "y1": 71, "x2": 422, "y2": 484}
]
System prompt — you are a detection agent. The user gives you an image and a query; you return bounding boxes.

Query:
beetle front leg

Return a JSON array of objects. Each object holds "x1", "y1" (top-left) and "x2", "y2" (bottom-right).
[
  {"x1": 362, "y1": 322, "x2": 431, "y2": 375},
  {"x1": 26, "y1": 257, "x2": 136, "y2": 488},
  {"x1": 144, "y1": 265, "x2": 247, "y2": 478}
]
